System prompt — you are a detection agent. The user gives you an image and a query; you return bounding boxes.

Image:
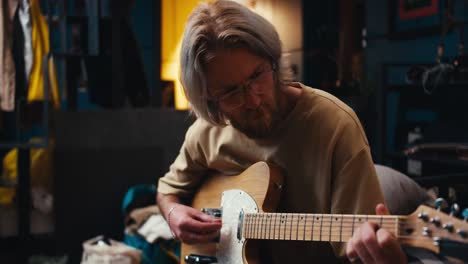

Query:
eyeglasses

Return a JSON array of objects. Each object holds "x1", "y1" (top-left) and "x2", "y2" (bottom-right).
[{"x1": 210, "y1": 65, "x2": 275, "y2": 110}]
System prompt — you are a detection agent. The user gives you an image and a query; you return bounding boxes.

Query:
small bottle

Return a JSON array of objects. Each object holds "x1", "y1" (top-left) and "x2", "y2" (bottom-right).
[{"x1": 407, "y1": 127, "x2": 422, "y2": 176}]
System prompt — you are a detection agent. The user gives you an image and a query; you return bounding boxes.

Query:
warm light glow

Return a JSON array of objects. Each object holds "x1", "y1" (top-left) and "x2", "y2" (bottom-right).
[
  {"x1": 161, "y1": 37, "x2": 187, "y2": 109},
  {"x1": 161, "y1": 0, "x2": 302, "y2": 109},
  {"x1": 161, "y1": 0, "x2": 204, "y2": 110}
]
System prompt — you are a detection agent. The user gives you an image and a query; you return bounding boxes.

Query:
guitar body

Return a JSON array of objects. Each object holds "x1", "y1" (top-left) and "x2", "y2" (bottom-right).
[
  {"x1": 180, "y1": 162, "x2": 468, "y2": 263},
  {"x1": 181, "y1": 162, "x2": 284, "y2": 264}
]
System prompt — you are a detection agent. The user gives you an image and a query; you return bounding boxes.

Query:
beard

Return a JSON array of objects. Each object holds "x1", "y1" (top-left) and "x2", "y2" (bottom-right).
[{"x1": 227, "y1": 99, "x2": 282, "y2": 139}]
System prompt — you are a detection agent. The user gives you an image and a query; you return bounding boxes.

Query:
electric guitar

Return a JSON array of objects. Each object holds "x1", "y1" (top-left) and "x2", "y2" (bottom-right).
[{"x1": 181, "y1": 162, "x2": 468, "y2": 264}]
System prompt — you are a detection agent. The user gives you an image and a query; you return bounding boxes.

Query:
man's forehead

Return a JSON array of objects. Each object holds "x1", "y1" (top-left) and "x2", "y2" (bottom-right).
[{"x1": 205, "y1": 50, "x2": 266, "y2": 93}]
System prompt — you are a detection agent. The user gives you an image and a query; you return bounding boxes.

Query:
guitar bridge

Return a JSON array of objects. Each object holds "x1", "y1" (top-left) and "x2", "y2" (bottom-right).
[{"x1": 184, "y1": 254, "x2": 218, "y2": 264}]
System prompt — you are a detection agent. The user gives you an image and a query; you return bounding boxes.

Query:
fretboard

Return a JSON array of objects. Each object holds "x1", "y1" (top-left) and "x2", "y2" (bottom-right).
[{"x1": 242, "y1": 213, "x2": 401, "y2": 242}]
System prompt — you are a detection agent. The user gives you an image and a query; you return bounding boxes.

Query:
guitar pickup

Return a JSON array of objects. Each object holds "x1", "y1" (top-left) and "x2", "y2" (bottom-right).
[
  {"x1": 201, "y1": 208, "x2": 222, "y2": 218},
  {"x1": 184, "y1": 254, "x2": 218, "y2": 264}
]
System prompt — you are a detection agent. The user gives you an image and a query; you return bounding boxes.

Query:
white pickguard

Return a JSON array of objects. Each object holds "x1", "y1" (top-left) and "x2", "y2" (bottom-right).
[{"x1": 216, "y1": 189, "x2": 259, "y2": 264}]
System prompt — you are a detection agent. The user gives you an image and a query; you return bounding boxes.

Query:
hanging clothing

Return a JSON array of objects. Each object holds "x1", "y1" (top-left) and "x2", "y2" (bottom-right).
[
  {"x1": 0, "y1": 0, "x2": 19, "y2": 111},
  {"x1": 104, "y1": 1, "x2": 149, "y2": 108},
  {"x1": 12, "y1": 4, "x2": 26, "y2": 101},
  {"x1": 28, "y1": 0, "x2": 59, "y2": 108},
  {"x1": 18, "y1": 0, "x2": 32, "y2": 84}
]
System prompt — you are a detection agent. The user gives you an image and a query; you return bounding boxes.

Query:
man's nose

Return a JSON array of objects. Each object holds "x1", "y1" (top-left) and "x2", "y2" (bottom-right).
[{"x1": 243, "y1": 86, "x2": 262, "y2": 109}]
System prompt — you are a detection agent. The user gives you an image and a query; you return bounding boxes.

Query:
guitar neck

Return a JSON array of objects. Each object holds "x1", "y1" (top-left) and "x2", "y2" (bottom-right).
[{"x1": 243, "y1": 212, "x2": 402, "y2": 242}]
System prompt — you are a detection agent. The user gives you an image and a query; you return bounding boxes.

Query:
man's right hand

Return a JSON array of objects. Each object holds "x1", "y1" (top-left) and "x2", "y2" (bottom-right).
[{"x1": 167, "y1": 204, "x2": 222, "y2": 244}]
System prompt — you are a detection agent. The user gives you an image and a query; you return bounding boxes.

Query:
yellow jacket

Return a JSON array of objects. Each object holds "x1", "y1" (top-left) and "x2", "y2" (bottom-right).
[{"x1": 28, "y1": 0, "x2": 59, "y2": 107}]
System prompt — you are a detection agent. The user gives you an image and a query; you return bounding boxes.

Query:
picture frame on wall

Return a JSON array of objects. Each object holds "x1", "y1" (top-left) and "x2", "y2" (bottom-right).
[{"x1": 388, "y1": 0, "x2": 448, "y2": 39}]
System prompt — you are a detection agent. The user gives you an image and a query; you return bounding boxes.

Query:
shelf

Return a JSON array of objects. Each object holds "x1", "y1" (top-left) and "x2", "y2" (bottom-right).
[
  {"x1": 387, "y1": 82, "x2": 468, "y2": 92},
  {"x1": 0, "y1": 179, "x2": 16, "y2": 188},
  {"x1": 386, "y1": 151, "x2": 468, "y2": 167},
  {"x1": 44, "y1": 15, "x2": 111, "y2": 25},
  {"x1": 413, "y1": 172, "x2": 468, "y2": 186},
  {"x1": 0, "y1": 141, "x2": 48, "y2": 150}
]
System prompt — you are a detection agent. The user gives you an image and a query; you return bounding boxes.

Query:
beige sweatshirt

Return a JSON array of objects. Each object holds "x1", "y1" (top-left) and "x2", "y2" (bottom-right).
[{"x1": 158, "y1": 83, "x2": 384, "y2": 262}]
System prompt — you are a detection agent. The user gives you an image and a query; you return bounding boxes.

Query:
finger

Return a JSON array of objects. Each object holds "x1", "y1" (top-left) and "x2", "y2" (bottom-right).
[
  {"x1": 182, "y1": 217, "x2": 222, "y2": 234},
  {"x1": 346, "y1": 237, "x2": 359, "y2": 262},
  {"x1": 352, "y1": 223, "x2": 375, "y2": 263},
  {"x1": 376, "y1": 228, "x2": 406, "y2": 262},
  {"x1": 179, "y1": 229, "x2": 220, "y2": 244},
  {"x1": 375, "y1": 203, "x2": 390, "y2": 215},
  {"x1": 360, "y1": 223, "x2": 385, "y2": 263}
]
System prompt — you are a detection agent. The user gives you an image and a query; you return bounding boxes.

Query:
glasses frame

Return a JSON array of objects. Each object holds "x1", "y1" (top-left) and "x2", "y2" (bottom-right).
[{"x1": 210, "y1": 64, "x2": 276, "y2": 110}]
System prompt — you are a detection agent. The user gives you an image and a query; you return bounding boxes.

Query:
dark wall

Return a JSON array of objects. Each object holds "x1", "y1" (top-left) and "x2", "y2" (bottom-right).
[
  {"x1": 364, "y1": 0, "x2": 468, "y2": 163},
  {"x1": 53, "y1": 109, "x2": 192, "y2": 262}
]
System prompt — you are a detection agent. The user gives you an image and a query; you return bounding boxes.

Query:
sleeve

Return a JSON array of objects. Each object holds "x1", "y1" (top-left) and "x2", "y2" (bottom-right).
[
  {"x1": 157, "y1": 124, "x2": 208, "y2": 199},
  {"x1": 328, "y1": 115, "x2": 385, "y2": 257}
]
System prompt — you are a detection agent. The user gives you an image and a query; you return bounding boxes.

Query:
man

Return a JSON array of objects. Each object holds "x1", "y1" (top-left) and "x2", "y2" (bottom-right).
[{"x1": 157, "y1": 1, "x2": 407, "y2": 263}]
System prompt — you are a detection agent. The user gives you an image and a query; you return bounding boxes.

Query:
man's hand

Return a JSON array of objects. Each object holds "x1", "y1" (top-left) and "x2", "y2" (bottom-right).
[
  {"x1": 346, "y1": 204, "x2": 407, "y2": 264},
  {"x1": 167, "y1": 203, "x2": 222, "y2": 244},
  {"x1": 157, "y1": 192, "x2": 222, "y2": 245}
]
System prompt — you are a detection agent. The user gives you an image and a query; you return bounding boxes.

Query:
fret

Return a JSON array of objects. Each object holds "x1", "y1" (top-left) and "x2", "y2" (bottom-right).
[
  {"x1": 262, "y1": 214, "x2": 267, "y2": 239},
  {"x1": 256, "y1": 215, "x2": 259, "y2": 239},
  {"x1": 252, "y1": 214, "x2": 256, "y2": 238},
  {"x1": 273, "y1": 214, "x2": 277, "y2": 239},
  {"x1": 249, "y1": 215, "x2": 252, "y2": 239},
  {"x1": 282, "y1": 214, "x2": 288, "y2": 240},
  {"x1": 250, "y1": 214, "x2": 253, "y2": 238},
  {"x1": 395, "y1": 216, "x2": 399, "y2": 239},
  {"x1": 319, "y1": 214, "x2": 323, "y2": 241},
  {"x1": 248, "y1": 214, "x2": 252, "y2": 239},
  {"x1": 259, "y1": 214, "x2": 262, "y2": 239},
  {"x1": 310, "y1": 215, "x2": 315, "y2": 241},
  {"x1": 268, "y1": 214, "x2": 273, "y2": 239},
  {"x1": 245, "y1": 214, "x2": 249, "y2": 238},
  {"x1": 260, "y1": 214, "x2": 263, "y2": 239},
  {"x1": 249, "y1": 215, "x2": 254, "y2": 238},
  {"x1": 352, "y1": 215, "x2": 355, "y2": 236},
  {"x1": 303, "y1": 214, "x2": 307, "y2": 241},
  {"x1": 289, "y1": 214, "x2": 293, "y2": 240},
  {"x1": 278, "y1": 214, "x2": 282, "y2": 239},
  {"x1": 296, "y1": 215, "x2": 301, "y2": 240},
  {"x1": 257, "y1": 214, "x2": 261, "y2": 239},
  {"x1": 258, "y1": 214, "x2": 262, "y2": 239},
  {"x1": 339, "y1": 215, "x2": 343, "y2": 242},
  {"x1": 329, "y1": 214, "x2": 333, "y2": 242}
]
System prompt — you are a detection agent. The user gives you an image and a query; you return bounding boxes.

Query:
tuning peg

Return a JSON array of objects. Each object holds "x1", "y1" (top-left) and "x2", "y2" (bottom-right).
[
  {"x1": 430, "y1": 216, "x2": 441, "y2": 226},
  {"x1": 443, "y1": 222, "x2": 454, "y2": 232},
  {"x1": 457, "y1": 209, "x2": 468, "y2": 239},
  {"x1": 450, "y1": 203, "x2": 460, "y2": 216},
  {"x1": 462, "y1": 208, "x2": 468, "y2": 221},
  {"x1": 434, "y1": 198, "x2": 448, "y2": 211},
  {"x1": 418, "y1": 211, "x2": 429, "y2": 221}
]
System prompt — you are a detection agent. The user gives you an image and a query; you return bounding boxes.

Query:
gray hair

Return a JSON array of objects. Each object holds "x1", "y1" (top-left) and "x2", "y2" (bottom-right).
[{"x1": 180, "y1": 0, "x2": 292, "y2": 125}]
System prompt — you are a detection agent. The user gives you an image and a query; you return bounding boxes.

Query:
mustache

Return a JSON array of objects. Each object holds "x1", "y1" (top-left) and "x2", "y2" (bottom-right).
[{"x1": 243, "y1": 109, "x2": 263, "y2": 119}]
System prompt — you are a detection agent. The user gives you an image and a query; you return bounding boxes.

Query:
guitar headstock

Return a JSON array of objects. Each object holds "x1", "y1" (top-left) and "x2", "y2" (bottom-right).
[{"x1": 402, "y1": 204, "x2": 468, "y2": 259}]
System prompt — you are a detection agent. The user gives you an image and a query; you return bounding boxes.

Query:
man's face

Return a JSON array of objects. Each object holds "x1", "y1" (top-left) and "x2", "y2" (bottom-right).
[{"x1": 206, "y1": 49, "x2": 281, "y2": 138}]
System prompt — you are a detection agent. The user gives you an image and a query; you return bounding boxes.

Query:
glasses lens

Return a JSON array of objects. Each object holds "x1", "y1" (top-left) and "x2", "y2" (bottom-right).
[
  {"x1": 245, "y1": 69, "x2": 273, "y2": 96},
  {"x1": 220, "y1": 89, "x2": 244, "y2": 109},
  {"x1": 218, "y1": 67, "x2": 273, "y2": 109}
]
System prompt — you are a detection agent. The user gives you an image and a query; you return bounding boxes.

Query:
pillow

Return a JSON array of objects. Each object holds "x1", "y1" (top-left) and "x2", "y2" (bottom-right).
[{"x1": 375, "y1": 164, "x2": 434, "y2": 215}]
